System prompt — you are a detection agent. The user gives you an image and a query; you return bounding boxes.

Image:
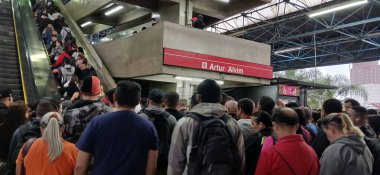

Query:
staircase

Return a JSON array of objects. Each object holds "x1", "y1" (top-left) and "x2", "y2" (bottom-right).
[{"x1": 0, "y1": 0, "x2": 24, "y2": 100}]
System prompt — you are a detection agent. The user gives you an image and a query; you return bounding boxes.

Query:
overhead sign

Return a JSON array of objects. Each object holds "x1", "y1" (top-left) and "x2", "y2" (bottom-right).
[
  {"x1": 278, "y1": 85, "x2": 301, "y2": 97},
  {"x1": 163, "y1": 48, "x2": 273, "y2": 79}
]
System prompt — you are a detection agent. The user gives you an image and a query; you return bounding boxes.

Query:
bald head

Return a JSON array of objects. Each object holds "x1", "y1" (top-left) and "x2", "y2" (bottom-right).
[
  {"x1": 273, "y1": 107, "x2": 299, "y2": 127},
  {"x1": 225, "y1": 100, "x2": 238, "y2": 114}
]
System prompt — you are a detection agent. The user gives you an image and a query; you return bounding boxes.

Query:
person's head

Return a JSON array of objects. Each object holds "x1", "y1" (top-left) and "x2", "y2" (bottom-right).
[
  {"x1": 368, "y1": 109, "x2": 378, "y2": 116},
  {"x1": 47, "y1": 24, "x2": 54, "y2": 30},
  {"x1": 320, "y1": 113, "x2": 364, "y2": 142},
  {"x1": 301, "y1": 107, "x2": 312, "y2": 124},
  {"x1": 275, "y1": 99, "x2": 285, "y2": 108},
  {"x1": 0, "y1": 101, "x2": 28, "y2": 137},
  {"x1": 0, "y1": 89, "x2": 13, "y2": 107},
  {"x1": 190, "y1": 93, "x2": 198, "y2": 109},
  {"x1": 36, "y1": 99, "x2": 60, "y2": 118},
  {"x1": 105, "y1": 88, "x2": 116, "y2": 107},
  {"x1": 344, "y1": 99, "x2": 360, "y2": 112},
  {"x1": 40, "y1": 112, "x2": 64, "y2": 161},
  {"x1": 292, "y1": 107, "x2": 306, "y2": 126},
  {"x1": 225, "y1": 100, "x2": 238, "y2": 115},
  {"x1": 348, "y1": 106, "x2": 368, "y2": 127},
  {"x1": 132, "y1": 31, "x2": 138, "y2": 34},
  {"x1": 114, "y1": 81, "x2": 141, "y2": 109},
  {"x1": 197, "y1": 79, "x2": 221, "y2": 103},
  {"x1": 61, "y1": 100, "x2": 72, "y2": 111},
  {"x1": 77, "y1": 47, "x2": 84, "y2": 54},
  {"x1": 81, "y1": 76, "x2": 101, "y2": 99},
  {"x1": 27, "y1": 102, "x2": 38, "y2": 119},
  {"x1": 322, "y1": 98, "x2": 342, "y2": 117},
  {"x1": 220, "y1": 93, "x2": 228, "y2": 105},
  {"x1": 285, "y1": 102, "x2": 299, "y2": 108},
  {"x1": 148, "y1": 89, "x2": 165, "y2": 106},
  {"x1": 8, "y1": 101, "x2": 28, "y2": 123},
  {"x1": 55, "y1": 40, "x2": 63, "y2": 47},
  {"x1": 272, "y1": 108, "x2": 299, "y2": 138},
  {"x1": 51, "y1": 35, "x2": 57, "y2": 42},
  {"x1": 140, "y1": 97, "x2": 148, "y2": 109},
  {"x1": 142, "y1": 27, "x2": 147, "y2": 30},
  {"x1": 237, "y1": 98, "x2": 254, "y2": 119},
  {"x1": 251, "y1": 111, "x2": 272, "y2": 133},
  {"x1": 197, "y1": 15, "x2": 203, "y2": 20},
  {"x1": 179, "y1": 99, "x2": 188, "y2": 110},
  {"x1": 258, "y1": 96, "x2": 275, "y2": 115},
  {"x1": 52, "y1": 30, "x2": 58, "y2": 36},
  {"x1": 165, "y1": 91, "x2": 180, "y2": 109},
  {"x1": 311, "y1": 110, "x2": 321, "y2": 124}
]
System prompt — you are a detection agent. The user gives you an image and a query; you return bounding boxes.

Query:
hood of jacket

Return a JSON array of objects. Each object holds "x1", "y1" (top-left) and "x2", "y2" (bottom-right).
[
  {"x1": 144, "y1": 105, "x2": 167, "y2": 116},
  {"x1": 190, "y1": 103, "x2": 227, "y2": 118},
  {"x1": 333, "y1": 135, "x2": 366, "y2": 154}
]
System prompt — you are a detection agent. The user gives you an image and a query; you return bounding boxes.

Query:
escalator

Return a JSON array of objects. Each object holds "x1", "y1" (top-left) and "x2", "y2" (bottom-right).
[{"x1": 0, "y1": 0, "x2": 24, "y2": 101}]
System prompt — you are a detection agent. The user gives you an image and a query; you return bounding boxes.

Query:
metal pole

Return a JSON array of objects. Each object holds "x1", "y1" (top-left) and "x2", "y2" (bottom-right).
[{"x1": 314, "y1": 34, "x2": 317, "y2": 80}]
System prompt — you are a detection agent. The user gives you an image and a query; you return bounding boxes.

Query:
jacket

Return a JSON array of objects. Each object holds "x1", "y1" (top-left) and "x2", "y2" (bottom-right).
[
  {"x1": 255, "y1": 134, "x2": 320, "y2": 175},
  {"x1": 167, "y1": 103, "x2": 245, "y2": 175},
  {"x1": 361, "y1": 125, "x2": 378, "y2": 139},
  {"x1": 312, "y1": 126, "x2": 330, "y2": 158},
  {"x1": 63, "y1": 100, "x2": 112, "y2": 143},
  {"x1": 52, "y1": 52, "x2": 70, "y2": 68},
  {"x1": 320, "y1": 135, "x2": 374, "y2": 175},
  {"x1": 140, "y1": 106, "x2": 177, "y2": 128},
  {"x1": 0, "y1": 103, "x2": 9, "y2": 123}
]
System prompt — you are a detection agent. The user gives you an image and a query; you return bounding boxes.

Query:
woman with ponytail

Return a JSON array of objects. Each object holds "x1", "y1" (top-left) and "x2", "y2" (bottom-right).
[
  {"x1": 15, "y1": 112, "x2": 78, "y2": 175},
  {"x1": 319, "y1": 113, "x2": 373, "y2": 175}
]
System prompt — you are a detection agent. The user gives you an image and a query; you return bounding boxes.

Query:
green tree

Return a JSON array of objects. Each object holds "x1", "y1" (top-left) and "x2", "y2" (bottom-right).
[{"x1": 275, "y1": 69, "x2": 368, "y2": 109}]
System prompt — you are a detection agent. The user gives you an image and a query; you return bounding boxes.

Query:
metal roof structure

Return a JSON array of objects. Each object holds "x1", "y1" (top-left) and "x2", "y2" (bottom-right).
[{"x1": 207, "y1": 0, "x2": 380, "y2": 71}]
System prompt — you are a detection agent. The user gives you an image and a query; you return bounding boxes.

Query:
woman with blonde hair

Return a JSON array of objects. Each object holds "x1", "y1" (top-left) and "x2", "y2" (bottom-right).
[
  {"x1": 16, "y1": 112, "x2": 78, "y2": 175},
  {"x1": 319, "y1": 113, "x2": 373, "y2": 175}
]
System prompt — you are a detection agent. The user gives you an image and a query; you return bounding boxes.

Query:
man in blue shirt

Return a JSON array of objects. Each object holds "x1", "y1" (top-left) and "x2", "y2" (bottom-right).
[{"x1": 75, "y1": 81, "x2": 159, "y2": 175}]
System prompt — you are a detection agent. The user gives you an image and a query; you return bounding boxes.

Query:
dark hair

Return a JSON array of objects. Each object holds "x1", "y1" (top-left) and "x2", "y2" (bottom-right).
[
  {"x1": 323, "y1": 99, "x2": 342, "y2": 115},
  {"x1": 165, "y1": 91, "x2": 179, "y2": 108},
  {"x1": 272, "y1": 107, "x2": 299, "y2": 126},
  {"x1": 190, "y1": 93, "x2": 198, "y2": 109},
  {"x1": 351, "y1": 106, "x2": 368, "y2": 118},
  {"x1": 344, "y1": 98, "x2": 360, "y2": 107},
  {"x1": 0, "y1": 101, "x2": 27, "y2": 138},
  {"x1": 301, "y1": 107, "x2": 312, "y2": 121},
  {"x1": 255, "y1": 111, "x2": 272, "y2": 128},
  {"x1": 78, "y1": 47, "x2": 84, "y2": 53},
  {"x1": 36, "y1": 100, "x2": 58, "y2": 118},
  {"x1": 27, "y1": 102, "x2": 38, "y2": 119},
  {"x1": 140, "y1": 97, "x2": 148, "y2": 108},
  {"x1": 285, "y1": 102, "x2": 299, "y2": 108},
  {"x1": 238, "y1": 98, "x2": 254, "y2": 115},
  {"x1": 197, "y1": 79, "x2": 221, "y2": 103},
  {"x1": 292, "y1": 107, "x2": 306, "y2": 126},
  {"x1": 259, "y1": 96, "x2": 275, "y2": 115},
  {"x1": 106, "y1": 88, "x2": 116, "y2": 104},
  {"x1": 312, "y1": 110, "x2": 321, "y2": 123},
  {"x1": 368, "y1": 109, "x2": 378, "y2": 115},
  {"x1": 115, "y1": 80, "x2": 141, "y2": 107},
  {"x1": 142, "y1": 27, "x2": 147, "y2": 30}
]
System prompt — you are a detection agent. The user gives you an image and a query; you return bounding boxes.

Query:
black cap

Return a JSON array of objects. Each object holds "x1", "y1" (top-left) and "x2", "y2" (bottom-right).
[
  {"x1": 149, "y1": 89, "x2": 165, "y2": 103},
  {"x1": 0, "y1": 89, "x2": 12, "y2": 99}
]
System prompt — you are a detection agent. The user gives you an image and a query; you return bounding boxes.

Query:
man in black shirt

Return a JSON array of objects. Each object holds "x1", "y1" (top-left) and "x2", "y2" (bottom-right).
[{"x1": 164, "y1": 91, "x2": 184, "y2": 121}]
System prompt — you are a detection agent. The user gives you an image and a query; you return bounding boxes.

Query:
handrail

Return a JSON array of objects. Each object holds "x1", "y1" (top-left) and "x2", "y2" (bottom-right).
[
  {"x1": 11, "y1": 0, "x2": 61, "y2": 103},
  {"x1": 54, "y1": 0, "x2": 117, "y2": 91}
]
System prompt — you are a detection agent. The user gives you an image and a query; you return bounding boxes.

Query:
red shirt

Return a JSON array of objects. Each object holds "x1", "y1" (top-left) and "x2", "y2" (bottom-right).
[
  {"x1": 52, "y1": 52, "x2": 70, "y2": 68},
  {"x1": 254, "y1": 134, "x2": 320, "y2": 175}
]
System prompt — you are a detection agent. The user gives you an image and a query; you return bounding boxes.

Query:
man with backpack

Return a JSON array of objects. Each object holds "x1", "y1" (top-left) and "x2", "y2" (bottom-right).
[
  {"x1": 168, "y1": 79, "x2": 245, "y2": 175},
  {"x1": 140, "y1": 89, "x2": 177, "y2": 175}
]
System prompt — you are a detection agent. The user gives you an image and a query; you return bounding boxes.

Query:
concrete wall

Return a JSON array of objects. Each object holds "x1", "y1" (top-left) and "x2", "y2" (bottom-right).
[
  {"x1": 65, "y1": 0, "x2": 113, "y2": 21},
  {"x1": 94, "y1": 22, "x2": 271, "y2": 82}
]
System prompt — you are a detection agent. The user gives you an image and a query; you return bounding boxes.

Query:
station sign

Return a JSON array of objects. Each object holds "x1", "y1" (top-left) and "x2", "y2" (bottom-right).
[
  {"x1": 163, "y1": 48, "x2": 273, "y2": 79},
  {"x1": 278, "y1": 85, "x2": 301, "y2": 97}
]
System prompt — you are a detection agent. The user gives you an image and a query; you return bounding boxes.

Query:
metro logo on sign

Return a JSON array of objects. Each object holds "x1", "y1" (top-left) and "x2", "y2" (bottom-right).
[{"x1": 163, "y1": 48, "x2": 273, "y2": 79}]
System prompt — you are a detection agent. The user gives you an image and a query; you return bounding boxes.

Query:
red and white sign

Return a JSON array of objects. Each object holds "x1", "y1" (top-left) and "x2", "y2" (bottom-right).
[
  {"x1": 279, "y1": 85, "x2": 300, "y2": 97},
  {"x1": 163, "y1": 48, "x2": 273, "y2": 79}
]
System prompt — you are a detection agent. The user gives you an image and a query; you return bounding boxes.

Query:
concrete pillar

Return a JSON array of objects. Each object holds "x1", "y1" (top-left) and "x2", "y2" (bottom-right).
[{"x1": 157, "y1": 0, "x2": 193, "y2": 26}]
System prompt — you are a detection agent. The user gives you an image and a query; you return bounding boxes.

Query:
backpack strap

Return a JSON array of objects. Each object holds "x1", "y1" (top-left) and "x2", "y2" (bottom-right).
[
  {"x1": 272, "y1": 147, "x2": 297, "y2": 175},
  {"x1": 20, "y1": 138, "x2": 37, "y2": 175}
]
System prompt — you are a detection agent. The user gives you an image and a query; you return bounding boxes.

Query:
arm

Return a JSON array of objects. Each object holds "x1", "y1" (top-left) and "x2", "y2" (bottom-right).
[
  {"x1": 254, "y1": 150, "x2": 270, "y2": 175},
  {"x1": 74, "y1": 151, "x2": 91, "y2": 175},
  {"x1": 236, "y1": 127, "x2": 245, "y2": 175},
  {"x1": 52, "y1": 55, "x2": 64, "y2": 68},
  {"x1": 167, "y1": 118, "x2": 188, "y2": 175},
  {"x1": 146, "y1": 150, "x2": 158, "y2": 175},
  {"x1": 16, "y1": 164, "x2": 21, "y2": 175}
]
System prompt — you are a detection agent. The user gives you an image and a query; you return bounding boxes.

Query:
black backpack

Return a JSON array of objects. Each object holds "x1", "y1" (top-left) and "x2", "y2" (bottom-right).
[
  {"x1": 64, "y1": 29, "x2": 75, "y2": 43},
  {"x1": 364, "y1": 137, "x2": 380, "y2": 175},
  {"x1": 144, "y1": 111, "x2": 172, "y2": 174},
  {"x1": 187, "y1": 113, "x2": 240, "y2": 175}
]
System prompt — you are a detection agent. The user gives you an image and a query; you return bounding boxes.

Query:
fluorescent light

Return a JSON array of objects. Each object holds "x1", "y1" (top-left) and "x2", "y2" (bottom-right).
[
  {"x1": 217, "y1": 0, "x2": 230, "y2": 3},
  {"x1": 274, "y1": 46, "x2": 304, "y2": 55},
  {"x1": 105, "y1": 6, "x2": 124, "y2": 16},
  {"x1": 80, "y1": 21, "x2": 92, "y2": 27},
  {"x1": 175, "y1": 76, "x2": 224, "y2": 85},
  {"x1": 308, "y1": 0, "x2": 368, "y2": 18},
  {"x1": 104, "y1": 3, "x2": 114, "y2": 9}
]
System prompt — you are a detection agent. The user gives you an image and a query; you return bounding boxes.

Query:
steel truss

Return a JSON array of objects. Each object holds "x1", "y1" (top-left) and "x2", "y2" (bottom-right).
[{"x1": 207, "y1": 0, "x2": 380, "y2": 71}]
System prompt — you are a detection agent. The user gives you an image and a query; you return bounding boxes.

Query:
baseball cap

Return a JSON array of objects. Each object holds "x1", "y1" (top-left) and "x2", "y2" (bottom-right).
[
  {"x1": 81, "y1": 76, "x2": 101, "y2": 96},
  {"x1": 0, "y1": 89, "x2": 12, "y2": 99},
  {"x1": 149, "y1": 89, "x2": 165, "y2": 103}
]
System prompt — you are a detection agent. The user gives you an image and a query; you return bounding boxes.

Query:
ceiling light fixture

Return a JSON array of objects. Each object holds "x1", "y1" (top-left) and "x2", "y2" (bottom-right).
[
  {"x1": 308, "y1": 0, "x2": 368, "y2": 18},
  {"x1": 105, "y1": 6, "x2": 124, "y2": 16},
  {"x1": 217, "y1": 0, "x2": 230, "y2": 3},
  {"x1": 274, "y1": 46, "x2": 304, "y2": 55},
  {"x1": 80, "y1": 21, "x2": 92, "y2": 27}
]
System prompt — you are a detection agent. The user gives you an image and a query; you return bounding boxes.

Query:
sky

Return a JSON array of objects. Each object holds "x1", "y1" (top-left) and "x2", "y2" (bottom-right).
[{"x1": 317, "y1": 64, "x2": 351, "y2": 78}]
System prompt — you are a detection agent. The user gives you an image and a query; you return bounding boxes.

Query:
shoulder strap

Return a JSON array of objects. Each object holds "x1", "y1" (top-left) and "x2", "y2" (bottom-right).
[
  {"x1": 272, "y1": 147, "x2": 297, "y2": 175},
  {"x1": 21, "y1": 138, "x2": 37, "y2": 175}
]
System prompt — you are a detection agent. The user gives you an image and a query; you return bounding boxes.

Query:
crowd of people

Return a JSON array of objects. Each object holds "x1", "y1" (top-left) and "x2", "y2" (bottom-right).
[
  {"x1": 1, "y1": 1, "x2": 380, "y2": 175},
  {"x1": 1, "y1": 76, "x2": 380, "y2": 175}
]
